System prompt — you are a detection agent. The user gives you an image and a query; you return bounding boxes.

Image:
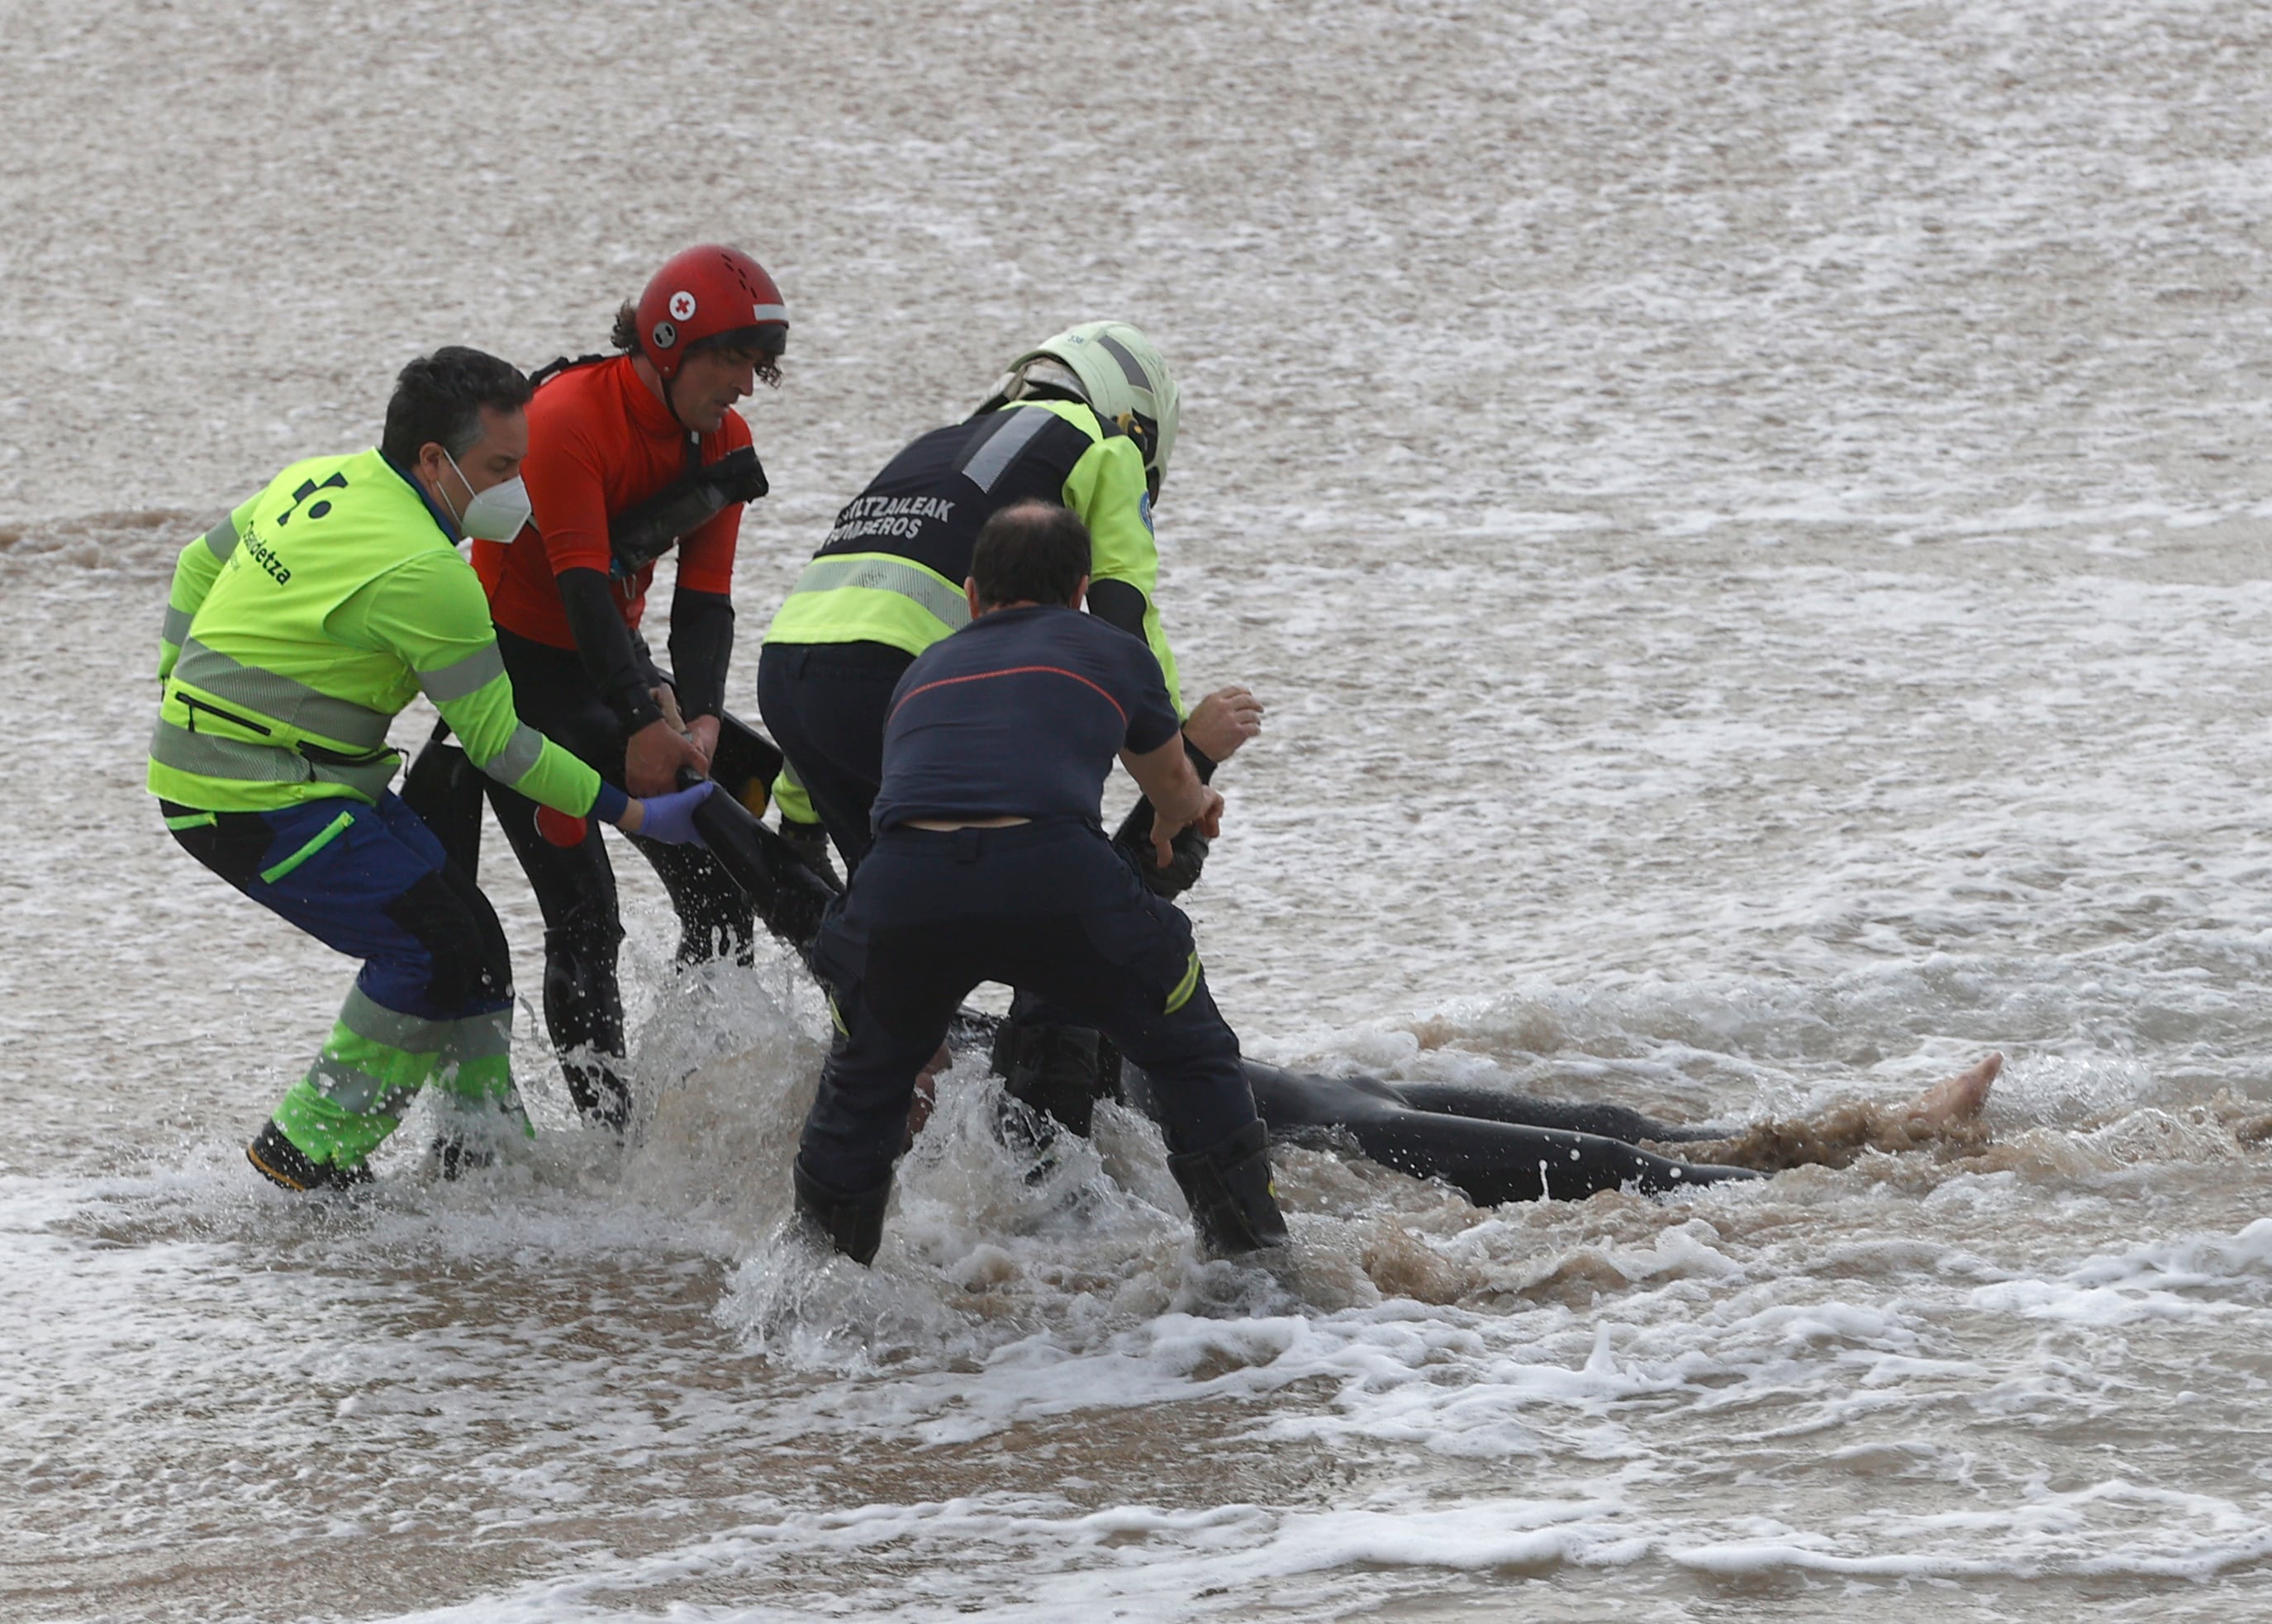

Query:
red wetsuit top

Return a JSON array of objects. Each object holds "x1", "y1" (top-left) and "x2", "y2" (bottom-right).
[{"x1": 473, "y1": 354, "x2": 752, "y2": 648}]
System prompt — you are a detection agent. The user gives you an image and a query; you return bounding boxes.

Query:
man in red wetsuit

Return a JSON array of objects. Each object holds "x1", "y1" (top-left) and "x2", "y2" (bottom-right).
[{"x1": 470, "y1": 244, "x2": 787, "y2": 1127}]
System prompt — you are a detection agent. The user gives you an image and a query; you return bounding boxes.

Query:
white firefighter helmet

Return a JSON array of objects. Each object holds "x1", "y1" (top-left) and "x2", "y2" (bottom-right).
[{"x1": 985, "y1": 321, "x2": 1180, "y2": 498}]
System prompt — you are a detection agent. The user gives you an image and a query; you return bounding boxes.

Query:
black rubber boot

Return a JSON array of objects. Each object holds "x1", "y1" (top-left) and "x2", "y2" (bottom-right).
[
  {"x1": 427, "y1": 1137, "x2": 496, "y2": 1181},
  {"x1": 245, "y1": 1120, "x2": 373, "y2": 1193},
  {"x1": 1166, "y1": 1119, "x2": 1288, "y2": 1258},
  {"x1": 989, "y1": 1090, "x2": 1069, "y2": 1190},
  {"x1": 540, "y1": 926, "x2": 633, "y2": 1130},
  {"x1": 791, "y1": 1157, "x2": 892, "y2": 1265},
  {"x1": 556, "y1": 1052, "x2": 631, "y2": 1132},
  {"x1": 991, "y1": 1020, "x2": 1113, "y2": 1138}
]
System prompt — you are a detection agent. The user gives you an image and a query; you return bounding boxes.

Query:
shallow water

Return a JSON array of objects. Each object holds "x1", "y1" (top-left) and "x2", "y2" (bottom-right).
[{"x1": 9, "y1": 0, "x2": 2272, "y2": 1617}]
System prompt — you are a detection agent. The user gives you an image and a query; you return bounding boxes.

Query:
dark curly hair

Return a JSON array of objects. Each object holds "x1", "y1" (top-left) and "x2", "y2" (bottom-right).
[{"x1": 610, "y1": 301, "x2": 782, "y2": 388}]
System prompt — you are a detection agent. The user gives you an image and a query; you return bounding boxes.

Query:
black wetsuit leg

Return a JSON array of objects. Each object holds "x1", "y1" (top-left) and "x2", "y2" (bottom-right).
[
  {"x1": 1123, "y1": 1061, "x2": 1756, "y2": 1206},
  {"x1": 496, "y1": 634, "x2": 758, "y2": 961},
  {"x1": 487, "y1": 631, "x2": 758, "y2": 1124},
  {"x1": 755, "y1": 640, "x2": 912, "y2": 877},
  {"x1": 482, "y1": 775, "x2": 630, "y2": 1124}
]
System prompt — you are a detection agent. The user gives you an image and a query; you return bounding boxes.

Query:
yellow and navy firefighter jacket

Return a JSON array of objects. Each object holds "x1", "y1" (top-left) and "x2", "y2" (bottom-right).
[{"x1": 762, "y1": 398, "x2": 1187, "y2": 714}]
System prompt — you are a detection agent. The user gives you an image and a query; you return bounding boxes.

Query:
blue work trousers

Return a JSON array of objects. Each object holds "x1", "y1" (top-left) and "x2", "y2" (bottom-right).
[{"x1": 164, "y1": 791, "x2": 518, "y2": 1165}]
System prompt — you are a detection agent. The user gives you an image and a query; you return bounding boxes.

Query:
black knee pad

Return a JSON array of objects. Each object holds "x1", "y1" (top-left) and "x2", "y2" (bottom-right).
[{"x1": 386, "y1": 870, "x2": 511, "y2": 1011}]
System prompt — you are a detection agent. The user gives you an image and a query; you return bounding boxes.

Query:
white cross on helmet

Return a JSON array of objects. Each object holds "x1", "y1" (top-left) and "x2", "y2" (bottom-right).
[{"x1": 668, "y1": 291, "x2": 697, "y2": 321}]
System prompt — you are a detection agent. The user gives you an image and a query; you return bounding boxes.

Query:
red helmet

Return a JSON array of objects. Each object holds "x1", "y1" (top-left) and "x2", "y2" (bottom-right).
[{"x1": 634, "y1": 245, "x2": 789, "y2": 382}]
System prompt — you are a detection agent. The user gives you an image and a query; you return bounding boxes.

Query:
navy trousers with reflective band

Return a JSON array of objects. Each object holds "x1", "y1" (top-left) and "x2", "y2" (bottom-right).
[
  {"x1": 797, "y1": 820, "x2": 1257, "y2": 1195},
  {"x1": 755, "y1": 639, "x2": 914, "y2": 876},
  {"x1": 164, "y1": 791, "x2": 518, "y2": 1166}
]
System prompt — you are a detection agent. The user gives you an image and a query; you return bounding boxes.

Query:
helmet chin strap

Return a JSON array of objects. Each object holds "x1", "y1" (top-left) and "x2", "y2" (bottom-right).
[
  {"x1": 1113, "y1": 411, "x2": 1157, "y2": 468},
  {"x1": 660, "y1": 366, "x2": 692, "y2": 432}
]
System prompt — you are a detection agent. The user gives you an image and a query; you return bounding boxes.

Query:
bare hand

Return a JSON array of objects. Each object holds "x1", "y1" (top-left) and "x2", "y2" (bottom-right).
[
  {"x1": 902, "y1": 1042, "x2": 950, "y2": 1152},
  {"x1": 1152, "y1": 786, "x2": 1224, "y2": 867},
  {"x1": 1181, "y1": 685, "x2": 1264, "y2": 763},
  {"x1": 625, "y1": 717, "x2": 706, "y2": 797},
  {"x1": 651, "y1": 683, "x2": 687, "y2": 733},
  {"x1": 686, "y1": 713, "x2": 720, "y2": 771}
]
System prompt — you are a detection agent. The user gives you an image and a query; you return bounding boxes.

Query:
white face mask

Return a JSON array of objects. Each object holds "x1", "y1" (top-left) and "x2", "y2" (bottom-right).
[{"x1": 444, "y1": 451, "x2": 532, "y2": 543}]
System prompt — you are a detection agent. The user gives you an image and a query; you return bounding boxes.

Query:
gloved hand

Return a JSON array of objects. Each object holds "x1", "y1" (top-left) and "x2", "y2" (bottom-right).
[
  {"x1": 1111, "y1": 797, "x2": 1211, "y2": 897},
  {"x1": 707, "y1": 445, "x2": 770, "y2": 505},
  {"x1": 1139, "y1": 825, "x2": 1211, "y2": 897},
  {"x1": 635, "y1": 779, "x2": 715, "y2": 845}
]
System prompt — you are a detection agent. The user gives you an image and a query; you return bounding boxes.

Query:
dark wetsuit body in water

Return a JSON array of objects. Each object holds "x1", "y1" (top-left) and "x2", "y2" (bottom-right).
[{"x1": 1126, "y1": 1058, "x2": 1756, "y2": 1206}]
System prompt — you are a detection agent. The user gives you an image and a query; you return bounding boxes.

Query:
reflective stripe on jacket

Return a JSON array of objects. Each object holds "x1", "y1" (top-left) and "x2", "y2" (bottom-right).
[
  {"x1": 763, "y1": 399, "x2": 1185, "y2": 712},
  {"x1": 148, "y1": 448, "x2": 602, "y2": 815}
]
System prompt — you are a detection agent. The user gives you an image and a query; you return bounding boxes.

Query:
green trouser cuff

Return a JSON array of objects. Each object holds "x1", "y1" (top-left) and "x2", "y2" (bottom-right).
[
  {"x1": 427, "y1": 1054, "x2": 536, "y2": 1141},
  {"x1": 772, "y1": 765, "x2": 816, "y2": 824},
  {"x1": 271, "y1": 1079, "x2": 400, "y2": 1169},
  {"x1": 274, "y1": 1023, "x2": 532, "y2": 1166}
]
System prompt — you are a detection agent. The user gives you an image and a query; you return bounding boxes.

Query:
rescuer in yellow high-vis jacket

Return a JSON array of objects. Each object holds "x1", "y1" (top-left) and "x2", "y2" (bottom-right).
[
  {"x1": 756, "y1": 321, "x2": 1263, "y2": 881},
  {"x1": 150, "y1": 347, "x2": 718, "y2": 1191}
]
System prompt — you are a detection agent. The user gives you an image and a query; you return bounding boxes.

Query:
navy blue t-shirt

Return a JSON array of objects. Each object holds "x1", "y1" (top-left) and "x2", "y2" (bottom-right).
[{"x1": 870, "y1": 605, "x2": 1182, "y2": 832}]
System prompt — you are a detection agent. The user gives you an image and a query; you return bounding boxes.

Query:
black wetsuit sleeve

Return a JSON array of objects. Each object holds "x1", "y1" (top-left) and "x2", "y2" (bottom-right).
[
  {"x1": 556, "y1": 566, "x2": 664, "y2": 732},
  {"x1": 627, "y1": 624, "x2": 665, "y2": 690},
  {"x1": 1086, "y1": 577, "x2": 1149, "y2": 644},
  {"x1": 1090, "y1": 577, "x2": 1209, "y2": 772},
  {"x1": 668, "y1": 588, "x2": 735, "y2": 721}
]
